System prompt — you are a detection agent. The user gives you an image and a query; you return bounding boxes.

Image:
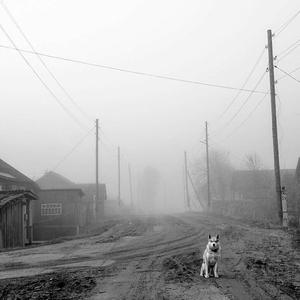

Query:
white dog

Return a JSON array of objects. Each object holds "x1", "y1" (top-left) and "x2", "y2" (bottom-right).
[{"x1": 200, "y1": 234, "x2": 221, "y2": 278}]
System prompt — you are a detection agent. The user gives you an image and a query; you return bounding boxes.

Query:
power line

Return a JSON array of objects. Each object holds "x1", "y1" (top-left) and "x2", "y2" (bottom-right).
[
  {"x1": 0, "y1": 1, "x2": 92, "y2": 123},
  {"x1": 275, "y1": 8, "x2": 300, "y2": 37},
  {"x1": 277, "y1": 65, "x2": 300, "y2": 81},
  {"x1": 276, "y1": 43, "x2": 300, "y2": 63},
  {"x1": 0, "y1": 44, "x2": 267, "y2": 94},
  {"x1": 275, "y1": 65, "x2": 300, "y2": 84},
  {"x1": 215, "y1": 47, "x2": 266, "y2": 121},
  {"x1": 0, "y1": 23, "x2": 87, "y2": 130},
  {"x1": 219, "y1": 92, "x2": 268, "y2": 142},
  {"x1": 52, "y1": 126, "x2": 95, "y2": 171},
  {"x1": 275, "y1": 38, "x2": 300, "y2": 57},
  {"x1": 212, "y1": 71, "x2": 267, "y2": 136}
]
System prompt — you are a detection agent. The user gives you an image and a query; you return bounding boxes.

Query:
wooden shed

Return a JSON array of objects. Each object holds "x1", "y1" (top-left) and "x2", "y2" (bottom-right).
[
  {"x1": 0, "y1": 190, "x2": 37, "y2": 249},
  {"x1": 33, "y1": 188, "x2": 85, "y2": 241}
]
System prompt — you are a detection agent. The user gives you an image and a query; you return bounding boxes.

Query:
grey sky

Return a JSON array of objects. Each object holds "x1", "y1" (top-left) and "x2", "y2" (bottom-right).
[{"x1": 0, "y1": 0, "x2": 299, "y2": 211}]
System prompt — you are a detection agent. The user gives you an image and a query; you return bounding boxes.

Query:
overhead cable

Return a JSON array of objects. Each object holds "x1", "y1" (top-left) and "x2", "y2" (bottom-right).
[
  {"x1": 0, "y1": 44, "x2": 267, "y2": 94},
  {"x1": 221, "y1": 93, "x2": 268, "y2": 141},
  {"x1": 275, "y1": 38, "x2": 300, "y2": 57},
  {"x1": 211, "y1": 71, "x2": 267, "y2": 137},
  {"x1": 276, "y1": 43, "x2": 300, "y2": 63},
  {"x1": 52, "y1": 126, "x2": 95, "y2": 171},
  {"x1": 0, "y1": 23, "x2": 87, "y2": 130},
  {"x1": 275, "y1": 65, "x2": 300, "y2": 84},
  {"x1": 277, "y1": 65, "x2": 300, "y2": 81},
  {"x1": 215, "y1": 47, "x2": 266, "y2": 122},
  {"x1": 275, "y1": 8, "x2": 300, "y2": 37},
  {"x1": 0, "y1": 1, "x2": 92, "y2": 122}
]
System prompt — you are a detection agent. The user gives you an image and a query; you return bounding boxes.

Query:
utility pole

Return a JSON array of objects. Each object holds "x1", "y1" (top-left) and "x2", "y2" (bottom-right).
[
  {"x1": 267, "y1": 29, "x2": 282, "y2": 224},
  {"x1": 183, "y1": 166, "x2": 187, "y2": 209},
  {"x1": 95, "y1": 119, "x2": 100, "y2": 217},
  {"x1": 187, "y1": 170, "x2": 203, "y2": 209},
  {"x1": 184, "y1": 151, "x2": 190, "y2": 210},
  {"x1": 118, "y1": 146, "x2": 121, "y2": 206},
  {"x1": 205, "y1": 121, "x2": 211, "y2": 209},
  {"x1": 128, "y1": 164, "x2": 133, "y2": 208}
]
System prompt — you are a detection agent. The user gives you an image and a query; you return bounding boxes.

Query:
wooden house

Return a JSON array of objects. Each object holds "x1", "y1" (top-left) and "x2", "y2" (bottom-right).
[
  {"x1": 36, "y1": 171, "x2": 107, "y2": 223},
  {"x1": 0, "y1": 190, "x2": 37, "y2": 248},
  {"x1": 33, "y1": 188, "x2": 85, "y2": 241}
]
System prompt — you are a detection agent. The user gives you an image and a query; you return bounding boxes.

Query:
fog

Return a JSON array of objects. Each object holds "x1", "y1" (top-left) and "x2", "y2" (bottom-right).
[{"x1": 1, "y1": 0, "x2": 300, "y2": 213}]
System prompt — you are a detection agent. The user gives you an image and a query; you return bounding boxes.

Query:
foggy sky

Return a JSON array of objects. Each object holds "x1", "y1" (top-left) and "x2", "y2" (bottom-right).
[{"x1": 0, "y1": 0, "x2": 299, "y2": 212}]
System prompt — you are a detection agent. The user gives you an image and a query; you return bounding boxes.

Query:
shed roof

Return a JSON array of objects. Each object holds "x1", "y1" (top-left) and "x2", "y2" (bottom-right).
[
  {"x1": 0, "y1": 158, "x2": 37, "y2": 187},
  {"x1": 0, "y1": 190, "x2": 37, "y2": 208}
]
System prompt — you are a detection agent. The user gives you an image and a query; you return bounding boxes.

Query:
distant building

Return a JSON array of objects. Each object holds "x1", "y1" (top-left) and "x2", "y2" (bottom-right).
[
  {"x1": 230, "y1": 168, "x2": 298, "y2": 225},
  {"x1": 293, "y1": 158, "x2": 300, "y2": 225},
  {"x1": 33, "y1": 188, "x2": 85, "y2": 240},
  {"x1": 231, "y1": 169, "x2": 295, "y2": 201}
]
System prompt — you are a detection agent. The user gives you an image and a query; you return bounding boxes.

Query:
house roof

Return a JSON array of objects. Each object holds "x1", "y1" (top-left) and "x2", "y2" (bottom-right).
[
  {"x1": 0, "y1": 190, "x2": 37, "y2": 208},
  {"x1": 0, "y1": 158, "x2": 37, "y2": 186},
  {"x1": 36, "y1": 171, "x2": 106, "y2": 199},
  {"x1": 39, "y1": 188, "x2": 84, "y2": 197},
  {"x1": 36, "y1": 171, "x2": 76, "y2": 189}
]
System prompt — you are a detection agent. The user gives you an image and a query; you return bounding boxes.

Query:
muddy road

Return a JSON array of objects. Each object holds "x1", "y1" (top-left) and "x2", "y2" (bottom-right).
[{"x1": 0, "y1": 213, "x2": 299, "y2": 299}]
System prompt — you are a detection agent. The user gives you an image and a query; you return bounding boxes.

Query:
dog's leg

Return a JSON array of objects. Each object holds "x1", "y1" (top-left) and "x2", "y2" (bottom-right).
[
  {"x1": 200, "y1": 263, "x2": 204, "y2": 276},
  {"x1": 204, "y1": 259, "x2": 209, "y2": 278},
  {"x1": 214, "y1": 262, "x2": 219, "y2": 278}
]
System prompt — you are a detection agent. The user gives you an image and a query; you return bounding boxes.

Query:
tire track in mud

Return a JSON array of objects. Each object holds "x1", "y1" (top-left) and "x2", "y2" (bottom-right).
[
  {"x1": 89, "y1": 214, "x2": 229, "y2": 299},
  {"x1": 103, "y1": 214, "x2": 213, "y2": 262}
]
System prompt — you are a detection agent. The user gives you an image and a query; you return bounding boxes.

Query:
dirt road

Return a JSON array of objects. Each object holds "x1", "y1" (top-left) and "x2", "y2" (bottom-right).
[{"x1": 0, "y1": 213, "x2": 299, "y2": 299}]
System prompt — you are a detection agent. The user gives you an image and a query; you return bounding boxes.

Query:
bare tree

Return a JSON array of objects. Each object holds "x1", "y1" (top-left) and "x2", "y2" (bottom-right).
[
  {"x1": 245, "y1": 153, "x2": 263, "y2": 171},
  {"x1": 192, "y1": 150, "x2": 234, "y2": 202}
]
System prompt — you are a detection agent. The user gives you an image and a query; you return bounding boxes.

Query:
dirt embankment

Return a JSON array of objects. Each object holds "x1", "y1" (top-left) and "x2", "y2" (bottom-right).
[{"x1": 0, "y1": 268, "x2": 110, "y2": 300}]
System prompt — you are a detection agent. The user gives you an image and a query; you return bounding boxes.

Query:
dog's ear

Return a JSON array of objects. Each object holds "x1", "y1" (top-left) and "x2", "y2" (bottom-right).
[
  {"x1": 216, "y1": 234, "x2": 219, "y2": 240},
  {"x1": 208, "y1": 234, "x2": 211, "y2": 240}
]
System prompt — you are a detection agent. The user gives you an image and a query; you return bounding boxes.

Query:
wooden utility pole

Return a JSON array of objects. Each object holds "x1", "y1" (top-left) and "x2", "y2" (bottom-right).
[
  {"x1": 205, "y1": 121, "x2": 211, "y2": 209},
  {"x1": 267, "y1": 29, "x2": 282, "y2": 224},
  {"x1": 128, "y1": 164, "x2": 133, "y2": 208},
  {"x1": 187, "y1": 170, "x2": 203, "y2": 209},
  {"x1": 95, "y1": 119, "x2": 100, "y2": 216},
  {"x1": 183, "y1": 166, "x2": 187, "y2": 209},
  {"x1": 118, "y1": 146, "x2": 121, "y2": 206},
  {"x1": 184, "y1": 151, "x2": 190, "y2": 210}
]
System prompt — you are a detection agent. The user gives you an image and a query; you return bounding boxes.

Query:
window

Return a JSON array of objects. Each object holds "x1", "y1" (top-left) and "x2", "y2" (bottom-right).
[{"x1": 41, "y1": 203, "x2": 62, "y2": 216}]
